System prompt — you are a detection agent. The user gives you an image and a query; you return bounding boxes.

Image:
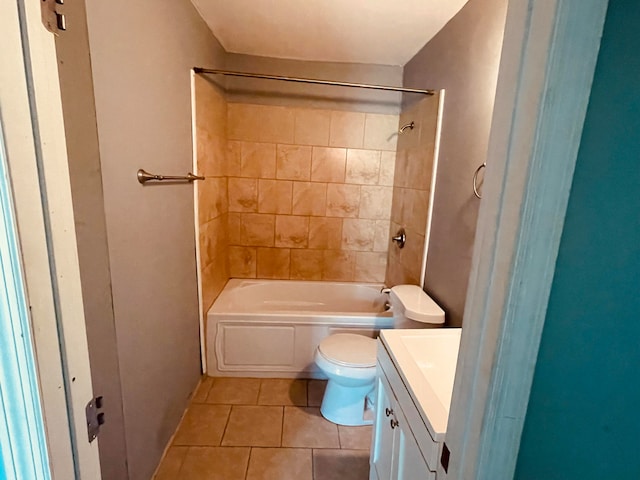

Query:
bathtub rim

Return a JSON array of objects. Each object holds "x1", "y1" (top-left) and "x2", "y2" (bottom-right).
[{"x1": 209, "y1": 278, "x2": 392, "y2": 316}]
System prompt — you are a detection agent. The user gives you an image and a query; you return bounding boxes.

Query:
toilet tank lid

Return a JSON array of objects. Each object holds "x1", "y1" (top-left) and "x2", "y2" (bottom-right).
[{"x1": 390, "y1": 285, "x2": 445, "y2": 324}]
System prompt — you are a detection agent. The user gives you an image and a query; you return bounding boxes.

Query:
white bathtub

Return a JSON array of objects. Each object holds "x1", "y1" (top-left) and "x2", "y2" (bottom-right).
[{"x1": 206, "y1": 279, "x2": 394, "y2": 378}]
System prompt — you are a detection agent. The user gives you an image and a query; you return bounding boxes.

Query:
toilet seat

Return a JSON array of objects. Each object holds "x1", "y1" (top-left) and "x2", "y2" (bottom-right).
[{"x1": 317, "y1": 334, "x2": 377, "y2": 367}]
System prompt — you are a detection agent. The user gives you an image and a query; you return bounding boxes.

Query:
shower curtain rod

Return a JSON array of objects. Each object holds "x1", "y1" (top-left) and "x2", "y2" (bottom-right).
[{"x1": 193, "y1": 67, "x2": 434, "y2": 95}]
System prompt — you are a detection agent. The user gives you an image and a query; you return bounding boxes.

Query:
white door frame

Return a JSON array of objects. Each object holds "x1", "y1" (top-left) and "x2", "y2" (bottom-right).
[
  {"x1": 444, "y1": 1, "x2": 609, "y2": 479},
  {"x1": 0, "y1": 1, "x2": 102, "y2": 478}
]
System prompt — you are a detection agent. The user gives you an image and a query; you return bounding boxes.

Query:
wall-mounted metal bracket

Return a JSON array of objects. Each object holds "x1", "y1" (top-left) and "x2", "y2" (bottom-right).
[
  {"x1": 41, "y1": 0, "x2": 66, "y2": 35},
  {"x1": 85, "y1": 396, "x2": 105, "y2": 443}
]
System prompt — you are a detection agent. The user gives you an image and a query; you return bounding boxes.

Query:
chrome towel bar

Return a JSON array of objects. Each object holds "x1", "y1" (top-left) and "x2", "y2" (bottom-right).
[{"x1": 137, "y1": 169, "x2": 204, "y2": 185}]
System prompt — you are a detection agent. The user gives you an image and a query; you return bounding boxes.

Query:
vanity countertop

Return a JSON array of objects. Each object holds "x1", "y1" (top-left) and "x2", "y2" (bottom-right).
[{"x1": 379, "y1": 328, "x2": 462, "y2": 441}]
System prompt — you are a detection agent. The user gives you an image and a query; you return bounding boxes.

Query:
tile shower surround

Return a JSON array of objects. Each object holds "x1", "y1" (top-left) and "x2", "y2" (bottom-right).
[
  {"x1": 195, "y1": 77, "x2": 398, "y2": 288},
  {"x1": 195, "y1": 80, "x2": 440, "y2": 318},
  {"x1": 195, "y1": 76, "x2": 230, "y2": 313},
  {"x1": 201, "y1": 99, "x2": 399, "y2": 284},
  {"x1": 386, "y1": 94, "x2": 439, "y2": 286}
]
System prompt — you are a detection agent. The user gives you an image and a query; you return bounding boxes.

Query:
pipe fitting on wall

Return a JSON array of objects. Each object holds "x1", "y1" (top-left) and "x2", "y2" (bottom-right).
[{"x1": 392, "y1": 228, "x2": 406, "y2": 248}]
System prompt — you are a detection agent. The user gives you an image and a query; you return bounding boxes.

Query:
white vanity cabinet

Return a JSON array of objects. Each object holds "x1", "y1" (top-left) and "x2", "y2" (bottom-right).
[
  {"x1": 370, "y1": 371, "x2": 434, "y2": 480},
  {"x1": 370, "y1": 343, "x2": 440, "y2": 480},
  {"x1": 369, "y1": 329, "x2": 461, "y2": 480}
]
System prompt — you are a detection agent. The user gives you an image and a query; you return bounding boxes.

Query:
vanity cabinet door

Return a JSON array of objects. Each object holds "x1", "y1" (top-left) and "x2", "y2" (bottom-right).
[
  {"x1": 370, "y1": 375, "x2": 397, "y2": 480},
  {"x1": 395, "y1": 405, "x2": 434, "y2": 480},
  {"x1": 371, "y1": 365, "x2": 436, "y2": 480}
]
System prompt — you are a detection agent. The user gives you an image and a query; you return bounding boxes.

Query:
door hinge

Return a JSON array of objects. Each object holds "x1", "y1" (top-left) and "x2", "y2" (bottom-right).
[
  {"x1": 85, "y1": 396, "x2": 105, "y2": 443},
  {"x1": 41, "y1": 0, "x2": 66, "y2": 35}
]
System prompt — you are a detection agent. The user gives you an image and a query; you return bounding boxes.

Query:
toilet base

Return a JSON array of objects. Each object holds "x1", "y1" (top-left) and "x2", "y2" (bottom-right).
[{"x1": 319, "y1": 379, "x2": 375, "y2": 426}]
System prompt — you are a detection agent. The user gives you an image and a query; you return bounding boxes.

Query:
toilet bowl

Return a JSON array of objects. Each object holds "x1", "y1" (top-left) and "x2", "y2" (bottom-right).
[
  {"x1": 314, "y1": 284, "x2": 445, "y2": 426},
  {"x1": 314, "y1": 333, "x2": 377, "y2": 426}
]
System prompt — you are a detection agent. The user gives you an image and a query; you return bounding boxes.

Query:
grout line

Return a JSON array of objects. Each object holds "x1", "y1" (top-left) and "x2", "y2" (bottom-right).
[
  {"x1": 257, "y1": 378, "x2": 264, "y2": 405},
  {"x1": 219, "y1": 404, "x2": 233, "y2": 446},
  {"x1": 172, "y1": 447, "x2": 191, "y2": 479},
  {"x1": 311, "y1": 448, "x2": 316, "y2": 480},
  {"x1": 204, "y1": 376, "x2": 216, "y2": 403},
  {"x1": 280, "y1": 406, "x2": 285, "y2": 447},
  {"x1": 299, "y1": 378, "x2": 308, "y2": 408},
  {"x1": 244, "y1": 447, "x2": 253, "y2": 480},
  {"x1": 175, "y1": 446, "x2": 190, "y2": 478}
]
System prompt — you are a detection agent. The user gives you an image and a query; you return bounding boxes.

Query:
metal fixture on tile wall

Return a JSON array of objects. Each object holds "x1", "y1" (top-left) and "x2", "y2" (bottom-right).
[
  {"x1": 392, "y1": 228, "x2": 406, "y2": 249},
  {"x1": 136, "y1": 168, "x2": 205, "y2": 185},
  {"x1": 399, "y1": 121, "x2": 415, "y2": 133},
  {"x1": 473, "y1": 163, "x2": 486, "y2": 199}
]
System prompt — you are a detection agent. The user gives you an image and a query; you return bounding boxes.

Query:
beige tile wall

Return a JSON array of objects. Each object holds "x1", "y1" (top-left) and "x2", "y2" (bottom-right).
[
  {"x1": 195, "y1": 75, "x2": 229, "y2": 311},
  {"x1": 386, "y1": 93, "x2": 440, "y2": 286},
  {"x1": 226, "y1": 103, "x2": 398, "y2": 282}
]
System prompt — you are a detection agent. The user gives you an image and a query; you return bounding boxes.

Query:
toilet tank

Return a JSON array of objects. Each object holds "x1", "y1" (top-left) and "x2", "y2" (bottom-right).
[{"x1": 389, "y1": 285, "x2": 445, "y2": 328}]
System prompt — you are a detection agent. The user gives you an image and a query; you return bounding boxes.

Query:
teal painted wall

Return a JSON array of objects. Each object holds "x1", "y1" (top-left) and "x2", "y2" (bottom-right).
[{"x1": 514, "y1": 1, "x2": 640, "y2": 478}]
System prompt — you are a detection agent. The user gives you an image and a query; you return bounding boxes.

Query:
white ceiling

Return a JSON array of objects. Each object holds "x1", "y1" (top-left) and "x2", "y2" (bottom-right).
[{"x1": 191, "y1": 0, "x2": 469, "y2": 66}]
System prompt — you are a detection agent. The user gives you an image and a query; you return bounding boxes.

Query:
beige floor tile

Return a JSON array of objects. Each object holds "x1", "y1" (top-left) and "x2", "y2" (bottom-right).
[
  {"x1": 154, "y1": 446, "x2": 188, "y2": 480},
  {"x1": 222, "y1": 406, "x2": 283, "y2": 447},
  {"x1": 282, "y1": 407, "x2": 340, "y2": 448},
  {"x1": 246, "y1": 448, "x2": 312, "y2": 480},
  {"x1": 313, "y1": 449, "x2": 370, "y2": 480},
  {"x1": 191, "y1": 376, "x2": 214, "y2": 403},
  {"x1": 178, "y1": 447, "x2": 250, "y2": 480},
  {"x1": 206, "y1": 377, "x2": 261, "y2": 405},
  {"x1": 338, "y1": 425, "x2": 373, "y2": 450},
  {"x1": 307, "y1": 380, "x2": 327, "y2": 407},
  {"x1": 173, "y1": 404, "x2": 231, "y2": 446},
  {"x1": 258, "y1": 378, "x2": 308, "y2": 406}
]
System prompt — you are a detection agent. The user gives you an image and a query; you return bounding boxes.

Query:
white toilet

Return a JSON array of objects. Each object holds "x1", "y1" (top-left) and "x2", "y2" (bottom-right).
[{"x1": 314, "y1": 284, "x2": 445, "y2": 426}]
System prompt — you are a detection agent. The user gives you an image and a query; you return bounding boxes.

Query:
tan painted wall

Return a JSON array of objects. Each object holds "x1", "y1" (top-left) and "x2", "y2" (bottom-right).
[
  {"x1": 386, "y1": 93, "x2": 440, "y2": 286},
  {"x1": 403, "y1": 0, "x2": 508, "y2": 326},
  {"x1": 82, "y1": 1, "x2": 225, "y2": 478},
  {"x1": 225, "y1": 103, "x2": 397, "y2": 282},
  {"x1": 224, "y1": 54, "x2": 403, "y2": 114}
]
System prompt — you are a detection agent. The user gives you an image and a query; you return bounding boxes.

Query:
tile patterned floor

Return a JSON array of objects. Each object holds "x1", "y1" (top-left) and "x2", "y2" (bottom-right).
[{"x1": 154, "y1": 377, "x2": 372, "y2": 480}]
